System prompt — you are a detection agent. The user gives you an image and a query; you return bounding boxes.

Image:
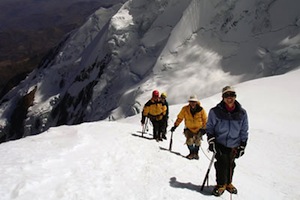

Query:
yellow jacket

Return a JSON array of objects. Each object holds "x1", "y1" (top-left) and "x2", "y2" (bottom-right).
[
  {"x1": 174, "y1": 102, "x2": 207, "y2": 134},
  {"x1": 142, "y1": 98, "x2": 167, "y2": 121}
]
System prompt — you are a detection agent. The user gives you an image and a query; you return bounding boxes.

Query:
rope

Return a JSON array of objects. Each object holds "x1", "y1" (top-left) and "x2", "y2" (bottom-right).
[{"x1": 200, "y1": 146, "x2": 212, "y2": 161}]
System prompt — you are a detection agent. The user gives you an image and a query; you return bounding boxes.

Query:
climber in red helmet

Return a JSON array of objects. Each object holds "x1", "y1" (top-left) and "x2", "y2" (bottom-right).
[{"x1": 141, "y1": 90, "x2": 167, "y2": 141}]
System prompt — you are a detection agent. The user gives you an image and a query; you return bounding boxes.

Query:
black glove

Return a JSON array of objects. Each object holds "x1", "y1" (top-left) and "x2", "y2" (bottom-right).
[
  {"x1": 199, "y1": 128, "x2": 206, "y2": 135},
  {"x1": 141, "y1": 116, "x2": 145, "y2": 124},
  {"x1": 235, "y1": 141, "x2": 247, "y2": 158},
  {"x1": 208, "y1": 136, "x2": 216, "y2": 153},
  {"x1": 197, "y1": 129, "x2": 206, "y2": 140},
  {"x1": 170, "y1": 126, "x2": 177, "y2": 132},
  {"x1": 235, "y1": 146, "x2": 245, "y2": 158}
]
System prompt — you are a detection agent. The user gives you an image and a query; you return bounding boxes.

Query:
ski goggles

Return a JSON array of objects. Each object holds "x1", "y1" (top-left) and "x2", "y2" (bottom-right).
[{"x1": 222, "y1": 92, "x2": 236, "y2": 98}]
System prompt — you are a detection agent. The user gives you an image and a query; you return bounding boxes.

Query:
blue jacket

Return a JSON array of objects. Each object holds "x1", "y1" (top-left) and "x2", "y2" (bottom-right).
[{"x1": 206, "y1": 100, "x2": 249, "y2": 148}]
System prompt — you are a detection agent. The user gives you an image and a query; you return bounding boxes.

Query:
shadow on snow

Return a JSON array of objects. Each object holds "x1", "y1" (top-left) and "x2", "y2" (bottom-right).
[
  {"x1": 158, "y1": 146, "x2": 187, "y2": 159},
  {"x1": 131, "y1": 133, "x2": 154, "y2": 140},
  {"x1": 169, "y1": 177, "x2": 214, "y2": 196}
]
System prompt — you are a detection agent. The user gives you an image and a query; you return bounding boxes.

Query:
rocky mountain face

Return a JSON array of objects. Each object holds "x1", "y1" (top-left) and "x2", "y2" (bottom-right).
[{"x1": 0, "y1": 0, "x2": 299, "y2": 143}]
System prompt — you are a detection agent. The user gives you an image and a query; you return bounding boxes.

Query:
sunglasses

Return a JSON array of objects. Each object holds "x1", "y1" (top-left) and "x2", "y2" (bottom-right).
[{"x1": 223, "y1": 92, "x2": 236, "y2": 98}]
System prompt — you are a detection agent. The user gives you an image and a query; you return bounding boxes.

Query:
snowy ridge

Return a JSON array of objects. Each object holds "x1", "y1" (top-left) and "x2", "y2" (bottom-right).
[
  {"x1": 0, "y1": 0, "x2": 300, "y2": 142},
  {"x1": 0, "y1": 69, "x2": 300, "y2": 199}
]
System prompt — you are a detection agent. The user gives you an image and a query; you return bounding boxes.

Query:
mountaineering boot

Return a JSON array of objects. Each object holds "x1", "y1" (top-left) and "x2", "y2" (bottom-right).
[
  {"x1": 226, "y1": 183, "x2": 238, "y2": 194},
  {"x1": 186, "y1": 145, "x2": 194, "y2": 159},
  {"x1": 186, "y1": 153, "x2": 194, "y2": 159},
  {"x1": 158, "y1": 132, "x2": 163, "y2": 141},
  {"x1": 153, "y1": 133, "x2": 159, "y2": 142},
  {"x1": 212, "y1": 185, "x2": 226, "y2": 196},
  {"x1": 193, "y1": 153, "x2": 199, "y2": 160}
]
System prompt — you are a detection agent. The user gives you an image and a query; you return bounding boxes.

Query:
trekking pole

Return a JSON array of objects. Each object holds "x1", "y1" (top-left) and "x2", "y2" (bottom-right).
[
  {"x1": 169, "y1": 130, "x2": 174, "y2": 151},
  {"x1": 230, "y1": 149, "x2": 237, "y2": 200},
  {"x1": 145, "y1": 119, "x2": 149, "y2": 132},
  {"x1": 145, "y1": 117, "x2": 149, "y2": 133},
  {"x1": 142, "y1": 117, "x2": 148, "y2": 137},
  {"x1": 201, "y1": 152, "x2": 216, "y2": 191}
]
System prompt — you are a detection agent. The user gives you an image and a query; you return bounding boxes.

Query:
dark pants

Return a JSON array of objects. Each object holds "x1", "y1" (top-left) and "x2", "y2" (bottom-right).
[
  {"x1": 161, "y1": 116, "x2": 168, "y2": 137},
  {"x1": 151, "y1": 120, "x2": 164, "y2": 139},
  {"x1": 214, "y1": 143, "x2": 236, "y2": 185}
]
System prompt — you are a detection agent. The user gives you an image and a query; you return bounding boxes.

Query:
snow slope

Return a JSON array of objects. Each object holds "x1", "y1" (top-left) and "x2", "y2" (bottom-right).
[{"x1": 0, "y1": 68, "x2": 299, "y2": 199}]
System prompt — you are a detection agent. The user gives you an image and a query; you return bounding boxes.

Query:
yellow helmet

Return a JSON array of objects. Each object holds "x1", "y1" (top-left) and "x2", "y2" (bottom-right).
[{"x1": 161, "y1": 92, "x2": 167, "y2": 98}]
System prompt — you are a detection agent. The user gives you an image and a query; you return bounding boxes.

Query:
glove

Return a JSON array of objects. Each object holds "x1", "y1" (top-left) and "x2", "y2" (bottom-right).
[
  {"x1": 199, "y1": 128, "x2": 206, "y2": 135},
  {"x1": 197, "y1": 129, "x2": 206, "y2": 140},
  {"x1": 235, "y1": 146, "x2": 245, "y2": 158},
  {"x1": 141, "y1": 116, "x2": 145, "y2": 124},
  {"x1": 208, "y1": 136, "x2": 216, "y2": 154},
  {"x1": 235, "y1": 141, "x2": 247, "y2": 158},
  {"x1": 170, "y1": 126, "x2": 177, "y2": 132}
]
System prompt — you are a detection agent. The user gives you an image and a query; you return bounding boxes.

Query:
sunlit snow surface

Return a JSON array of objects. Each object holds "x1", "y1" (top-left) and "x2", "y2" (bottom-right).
[{"x1": 1, "y1": 69, "x2": 300, "y2": 199}]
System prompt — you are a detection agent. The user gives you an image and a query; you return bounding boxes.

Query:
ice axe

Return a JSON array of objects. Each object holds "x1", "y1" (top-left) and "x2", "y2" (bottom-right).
[
  {"x1": 169, "y1": 130, "x2": 174, "y2": 151},
  {"x1": 201, "y1": 152, "x2": 216, "y2": 191}
]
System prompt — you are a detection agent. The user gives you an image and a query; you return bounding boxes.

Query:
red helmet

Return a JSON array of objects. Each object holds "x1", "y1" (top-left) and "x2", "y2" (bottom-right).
[{"x1": 152, "y1": 90, "x2": 159, "y2": 97}]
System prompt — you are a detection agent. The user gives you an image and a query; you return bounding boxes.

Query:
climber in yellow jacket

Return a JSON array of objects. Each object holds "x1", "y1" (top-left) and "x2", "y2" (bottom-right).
[
  {"x1": 171, "y1": 94, "x2": 207, "y2": 159},
  {"x1": 141, "y1": 90, "x2": 167, "y2": 141}
]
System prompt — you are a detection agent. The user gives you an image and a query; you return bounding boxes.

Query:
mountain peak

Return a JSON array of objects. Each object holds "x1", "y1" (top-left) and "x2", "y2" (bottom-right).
[{"x1": 0, "y1": 0, "x2": 299, "y2": 142}]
